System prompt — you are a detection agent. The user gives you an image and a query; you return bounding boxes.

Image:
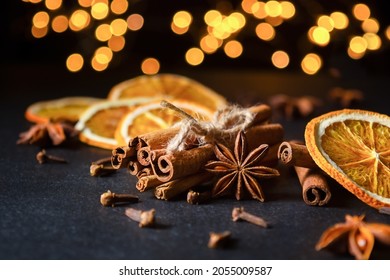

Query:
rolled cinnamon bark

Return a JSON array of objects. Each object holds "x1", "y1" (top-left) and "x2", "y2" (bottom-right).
[
  {"x1": 151, "y1": 144, "x2": 215, "y2": 182},
  {"x1": 111, "y1": 146, "x2": 135, "y2": 169},
  {"x1": 294, "y1": 166, "x2": 331, "y2": 206},
  {"x1": 128, "y1": 127, "x2": 181, "y2": 150},
  {"x1": 136, "y1": 175, "x2": 162, "y2": 192},
  {"x1": 248, "y1": 104, "x2": 272, "y2": 126},
  {"x1": 277, "y1": 141, "x2": 317, "y2": 168},
  {"x1": 155, "y1": 172, "x2": 213, "y2": 200},
  {"x1": 243, "y1": 123, "x2": 284, "y2": 152}
]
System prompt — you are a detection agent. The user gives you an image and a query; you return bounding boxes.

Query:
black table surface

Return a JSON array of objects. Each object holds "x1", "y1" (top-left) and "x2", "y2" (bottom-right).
[{"x1": 1, "y1": 64, "x2": 389, "y2": 260}]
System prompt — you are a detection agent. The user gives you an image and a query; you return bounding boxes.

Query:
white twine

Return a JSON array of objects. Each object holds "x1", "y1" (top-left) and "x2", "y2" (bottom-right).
[{"x1": 161, "y1": 101, "x2": 254, "y2": 153}]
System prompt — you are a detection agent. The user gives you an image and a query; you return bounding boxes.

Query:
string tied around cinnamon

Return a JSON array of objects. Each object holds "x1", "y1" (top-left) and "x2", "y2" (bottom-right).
[{"x1": 161, "y1": 100, "x2": 255, "y2": 153}]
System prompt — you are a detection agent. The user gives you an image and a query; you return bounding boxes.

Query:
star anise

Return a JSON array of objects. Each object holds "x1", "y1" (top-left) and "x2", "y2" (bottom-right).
[
  {"x1": 316, "y1": 214, "x2": 390, "y2": 260},
  {"x1": 205, "y1": 131, "x2": 279, "y2": 202},
  {"x1": 17, "y1": 121, "x2": 79, "y2": 147}
]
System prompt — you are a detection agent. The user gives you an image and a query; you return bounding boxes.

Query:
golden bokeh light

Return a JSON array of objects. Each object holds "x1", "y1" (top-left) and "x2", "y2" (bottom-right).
[
  {"x1": 185, "y1": 48, "x2": 204, "y2": 66},
  {"x1": 45, "y1": 0, "x2": 61, "y2": 10},
  {"x1": 31, "y1": 25, "x2": 48, "y2": 38},
  {"x1": 256, "y1": 22, "x2": 275, "y2": 41},
  {"x1": 386, "y1": 26, "x2": 390, "y2": 40},
  {"x1": 173, "y1": 11, "x2": 192, "y2": 29},
  {"x1": 353, "y1": 3, "x2": 370, "y2": 21},
  {"x1": 301, "y1": 53, "x2": 322, "y2": 75},
  {"x1": 362, "y1": 18, "x2": 379, "y2": 33},
  {"x1": 271, "y1": 50, "x2": 289, "y2": 69},
  {"x1": 33, "y1": 11, "x2": 50, "y2": 28},
  {"x1": 91, "y1": 2, "x2": 109, "y2": 20},
  {"x1": 95, "y1": 23, "x2": 112, "y2": 41},
  {"x1": 317, "y1": 15, "x2": 334, "y2": 32},
  {"x1": 110, "y1": 0, "x2": 128, "y2": 15},
  {"x1": 330, "y1": 11, "x2": 349, "y2": 29},
  {"x1": 241, "y1": 0, "x2": 257, "y2": 14},
  {"x1": 66, "y1": 53, "x2": 84, "y2": 72},
  {"x1": 91, "y1": 56, "x2": 108, "y2": 71},
  {"x1": 78, "y1": 0, "x2": 93, "y2": 8},
  {"x1": 108, "y1": 35, "x2": 126, "y2": 52},
  {"x1": 110, "y1": 18, "x2": 127, "y2": 36},
  {"x1": 94, "y1": 46, "x2": 113, "y2": 64},
  {"x1": 264, "y1": 0, "x2": 282, "y2": 17},
  {"x1": 252, "y1": 1, "x2": 267, "y2": 19},
  {"x1": 127, "y1": 14, "x2": 144, "y2": 31},
  {"x1": 69, "y1": 9, "x2": 90, "y2": 31},
  {"x1": 347, "y1": 47, "x2": 365, "y2": 60},
  {"x1": 228, "y1": 12, "x2": 246, "y2": 30},
  {"x1": 28, "y1": 0, "x2": 43, "y2": 3},
  {"x1": 200, "y1": 34, "x2": 221, "y2": 53},
  {"x1": 349, "y1": 36, "x2": 367, "y2": 54},
  {"x1": 224, "y1": 40, "x2": 243, "y2": 58},
  {"x1": 265, "y1": 16, "x2": 283, "y2": 26},
  {"x1": 280, "y1": 1, "x2": 295, "y2": 19},
  {"x1": 312, "y1": 26, "x2": 330, "y2": 46},
  {"x1": 363, "y1": 33, "x2": 381, "y2": 50},
  {"x1": 171, "y1": 22, "x2": 189, "y2": 35},
  {"x1": 51, "y1": 15, "x2": 68, "y2": 33},
  {"x1": 141, "y1": 58, "x2": 160, "y2": 75},
  {"x1": 204, "y1": 10, "x2": 222, "y2": 27}
]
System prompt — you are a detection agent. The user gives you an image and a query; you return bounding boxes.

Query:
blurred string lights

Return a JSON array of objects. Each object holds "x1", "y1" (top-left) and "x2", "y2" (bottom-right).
[{"x1": 23, "y1": 0, "x2": 390, "y2": 75}]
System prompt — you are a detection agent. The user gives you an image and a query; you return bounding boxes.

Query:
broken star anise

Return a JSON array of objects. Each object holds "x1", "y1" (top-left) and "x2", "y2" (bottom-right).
[
  {"x1": 205, "y1": 130, "x2": 279, "y2": 202},
  {"x1": 17, "y1": 121, "x2": 79, "y2": 147},
  {"x1": 316, "y1": 214, "x2": 390, "y2": 260}
]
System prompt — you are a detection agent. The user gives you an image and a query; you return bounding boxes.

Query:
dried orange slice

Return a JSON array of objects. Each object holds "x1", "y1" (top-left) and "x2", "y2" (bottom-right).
[
  {"x1": 107, "y1": 73, "x2": 227, "y2": 112},
  {"x1": 305, "y1": 109, "x2": 390, "y2": 209},
  {"x1": 75, "y1": 98, "x2": 152, "y2": 149},
  {"x1": 115, "y1": 100, "x2": 215, "y2": 146},
  {"x1": 25, "y1": 96, "x2": 103, "y2": 124}
]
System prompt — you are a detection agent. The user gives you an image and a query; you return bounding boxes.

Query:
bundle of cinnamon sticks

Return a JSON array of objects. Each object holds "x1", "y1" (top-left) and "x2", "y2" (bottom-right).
[{"x1": 111, "y1": 104, "x2": 284, "y2": 200}]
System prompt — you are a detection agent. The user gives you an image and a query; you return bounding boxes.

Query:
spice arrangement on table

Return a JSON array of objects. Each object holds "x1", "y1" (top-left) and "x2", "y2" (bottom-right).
[{"x1": 16, "y1": 73, "x2": 390, "y2": 259}]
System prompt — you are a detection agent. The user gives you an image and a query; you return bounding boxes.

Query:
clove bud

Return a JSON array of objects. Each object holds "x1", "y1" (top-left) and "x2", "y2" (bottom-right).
[
  {"x1": 125, "y1": 208, "x2": 155, "y2": 228},
  {"x1": 36, "y1": 149, "x2": 67, "y2": 164},
  {"x1": 100, "y1": 190, "x2": 139, "y2": 207},
  {"x1": 232, "y1": 207, "x2": 268, "y2": 228}
]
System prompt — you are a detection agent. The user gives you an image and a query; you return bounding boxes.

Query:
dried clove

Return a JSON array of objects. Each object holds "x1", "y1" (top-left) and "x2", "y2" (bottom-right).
[
  {"x1": 36, "y1": 149, "x2": 67, "y2": 164},
  {"x1": 125, "y1": 207, "x2": 155, "y2": 227},
  {"x1": 100, "y1": 190, "x2": 139, "y2": 207},
  {"x1": 208, "y1": 231, "x2": 231, "y2": 249},
  {"x1": 187, "y1": 190, "x2": 211, "y2": 204},
  {"x1": 232, "y1": 207, "x2": 268, "y2": 228},
  {"x1": 90, "y1": 157, "x2": 117, "y2": 177}
]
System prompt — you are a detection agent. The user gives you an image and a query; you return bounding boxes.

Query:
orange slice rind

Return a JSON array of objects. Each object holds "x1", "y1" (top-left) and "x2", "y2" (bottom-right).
[
  {"x1": 25, "y1": 96, "x2": 103, "y2": 124},
  {"x1": 305, "y1": 109, "x2": 390, "y2": 209},
  {"x1": 107, "y1": 73, "x2": 227, "y2": 112},
  {"x1": 75, "y1": 98, "x2": 152, "y2": 150},
  {"x1": 115, "y1": 99, "x2": 215, "y2": 146}
]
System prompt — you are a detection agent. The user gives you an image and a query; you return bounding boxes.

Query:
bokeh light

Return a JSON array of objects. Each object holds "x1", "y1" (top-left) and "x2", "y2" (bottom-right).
[
  {"x1": 66, "y1": 53, "x2": 84, "y2": 72},
  {"x1": 185, "y1": 48, "x2": 204, "y2": 66},
  {"x1": 271, "y1": 50, "x2": 289, "y2": 69},
  {"x1": 301, "y1": 53, "x2": 322, "y2": 75},
  {"x1": 141, "y1": 58, "x2": 160, "y2": 75}
]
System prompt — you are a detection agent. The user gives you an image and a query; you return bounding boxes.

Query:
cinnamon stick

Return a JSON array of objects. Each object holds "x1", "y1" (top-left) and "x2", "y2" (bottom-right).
[
  {"x1": 244, "y1": 123, "x2": 284, "y2": 151},
  {"x1": 294, "y1": 166, "x2": 331, "y2": 206},
  {"x1": 277, "y1": 141, "x2": 317, "y2": 168},
  {"x1": 111, "y1": 145, "x2": 135, "y2": 169},
  {"x1": 248, "y1": 104, "x2": 272, "y2": 126},
  {"x1": 128, "y1": 127, "x2": 181, "y2": 150},
  {"x1": 152, "y1": 144, "x2": 215, "y2": 182},
  {"x1": 155, "y1": 172, "x2": 213, "y2": 200},
  {"x1": 136, "y1": 175, "x2": 162, "y2": 192}
]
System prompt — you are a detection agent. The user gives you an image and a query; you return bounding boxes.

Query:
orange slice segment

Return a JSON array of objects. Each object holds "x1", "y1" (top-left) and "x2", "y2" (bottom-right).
[
  {"x1": 75, "y1": 98, "x2": 152, "y2": 150},
  {"x1": 107, "y1": 73, "x2": 227, "y2": 112},
  {"x1": 305, "y1": 109, "x2": 390, "y2": 209},
  {"x1": 115, "y1": 100, "x2": 215, "y2": 146},
  {"x1": 25, "y1": 96, "x2": 103, "y2": 124}
]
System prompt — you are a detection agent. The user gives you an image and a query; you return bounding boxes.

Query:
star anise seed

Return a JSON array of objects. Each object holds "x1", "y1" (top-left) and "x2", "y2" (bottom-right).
[
  {"x1": 316, "y1": 214, "x2": 390, "y2": 260},
  {"x1": 205, "y1": 130, "x2": 279, "y2": 202},
  {"x1": 17, "y1": 121, "x2": 79, "y2": 147}
]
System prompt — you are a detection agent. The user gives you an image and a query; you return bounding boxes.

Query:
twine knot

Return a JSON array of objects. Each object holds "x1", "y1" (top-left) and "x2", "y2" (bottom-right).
[{"x1": 161, "y1": 100, "x2": 254, "y2": 153}]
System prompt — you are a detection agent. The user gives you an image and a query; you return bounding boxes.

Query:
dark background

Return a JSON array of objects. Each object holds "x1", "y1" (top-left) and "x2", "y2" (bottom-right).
[{"x1": 1, "y1": 1, "x2": 390, "y2": 260}]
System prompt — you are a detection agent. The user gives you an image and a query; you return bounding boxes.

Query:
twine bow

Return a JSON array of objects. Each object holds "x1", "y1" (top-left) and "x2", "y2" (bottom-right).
[{"x1": 161, "y1": 100, "x2": 255, "y2": 153}]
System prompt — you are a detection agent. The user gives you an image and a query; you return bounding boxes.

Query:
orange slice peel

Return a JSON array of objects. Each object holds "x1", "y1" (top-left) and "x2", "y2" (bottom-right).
[
  {"x1": 25, "y1": 96, "x2": 103, "y2": 124},
  {"x1": 305, "y1": 109, "x2": 390, "y2": 209}
]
